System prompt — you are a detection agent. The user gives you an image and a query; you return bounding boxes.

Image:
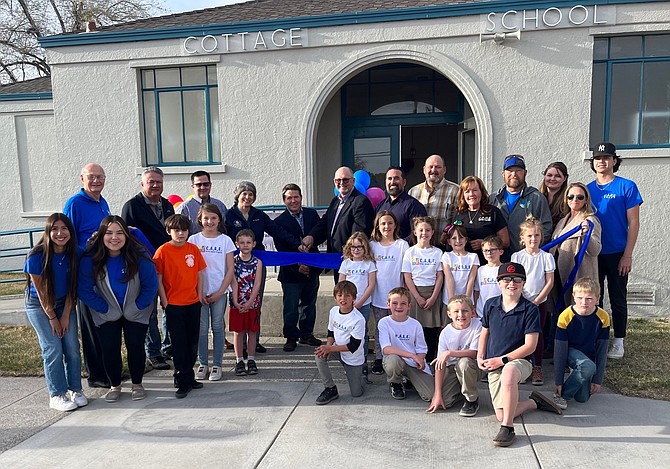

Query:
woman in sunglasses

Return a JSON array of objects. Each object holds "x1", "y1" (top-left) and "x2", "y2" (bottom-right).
[{"x1": 551, "y1": 182, "x2": 602, "y2": 306}]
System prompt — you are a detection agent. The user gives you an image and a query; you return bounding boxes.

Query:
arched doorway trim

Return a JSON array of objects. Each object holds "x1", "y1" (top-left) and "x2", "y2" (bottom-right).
[{"x1": 303, "y1": 46, "x2": 493, "y2": 201}]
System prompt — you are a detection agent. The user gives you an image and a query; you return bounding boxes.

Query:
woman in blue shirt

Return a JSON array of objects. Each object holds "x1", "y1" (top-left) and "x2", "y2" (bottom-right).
[
  {"x1": 24, "y1": 213, "x2": 87, "y2": 412},
  {"x1": 78, "y1": 216, "x2": 158, "y2": 402}
]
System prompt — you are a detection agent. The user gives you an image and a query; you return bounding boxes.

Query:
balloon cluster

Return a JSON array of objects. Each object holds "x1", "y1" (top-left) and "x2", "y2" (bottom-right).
[{"x1": 333, "y1": 170, "x2": 385, "y2": 208}]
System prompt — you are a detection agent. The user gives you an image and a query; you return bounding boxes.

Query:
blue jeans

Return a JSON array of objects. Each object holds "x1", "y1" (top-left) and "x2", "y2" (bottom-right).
[
  {"x1": 358, "y1": 303, "x2": 371, "y2": 357},
  {"x1": 281, "y1": 277, "x2": 319, "y2": 340},
  {"x1": 198, "y1": 294, "x2": 227, "y2": 367},
  {"x1": 562, "y1": 348, "x2": 596, "y2": 403},
  {"x1": 25, "y1": 295, "x2": 83, "y2": 396},
  {"x1": 144, "y1": 297, "x2": 162, "y2": 359}
]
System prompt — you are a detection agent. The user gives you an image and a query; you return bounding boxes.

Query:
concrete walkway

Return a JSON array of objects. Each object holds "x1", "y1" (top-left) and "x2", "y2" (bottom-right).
[{"x1": 1, "y1": 293, "x2": 670, "y2": 467}]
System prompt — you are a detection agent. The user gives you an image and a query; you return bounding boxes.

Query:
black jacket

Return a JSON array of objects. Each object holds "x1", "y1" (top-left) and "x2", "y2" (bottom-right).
[
  {"x1": 274, "y1": 207, "x2": 323, "y2": 283},
  {"x1": 121, "y1": 193, "x2": 175, "y2": 250}
]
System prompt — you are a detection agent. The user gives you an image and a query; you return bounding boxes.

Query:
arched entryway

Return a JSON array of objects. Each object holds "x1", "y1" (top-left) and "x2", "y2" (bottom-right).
[{"x1": 303, "y1": 48, "x2": 492, "y2": 205}]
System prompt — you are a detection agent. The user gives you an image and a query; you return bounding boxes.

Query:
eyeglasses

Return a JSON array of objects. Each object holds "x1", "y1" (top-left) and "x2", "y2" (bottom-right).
[
  {"x1": 334, "y1": 178, "x2": 352, "y2": 184},
  {"x1": 483, "y1": 249, "x2": 500, "y2": 254},
  {"x1": 193, "y1": 182, "x2": 211, "y2": 188},
  {"x1": 350, "y1": 245, "x2": 364, "y2": 250},
  {"x1": 84, "y1": 175, "x2": 106, "y2": 181},
  {"x1": 500, "y1": 277, "x2": 524, "y2": 284},
  {"x1": 567, "y1": 194, "x2": 585, "y2": 201}
]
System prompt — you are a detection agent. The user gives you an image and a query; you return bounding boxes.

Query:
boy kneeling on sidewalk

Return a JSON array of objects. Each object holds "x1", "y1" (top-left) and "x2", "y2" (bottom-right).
[{"x1": 478, "y1": 262, "x2": 563, "y2": 447}]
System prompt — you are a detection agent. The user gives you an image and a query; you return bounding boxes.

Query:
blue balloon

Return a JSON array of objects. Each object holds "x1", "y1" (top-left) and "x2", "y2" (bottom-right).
[
  {"x1": 333, "y1": 185, "x2": 339, "y2": 196},
  {"x1": 353, "y1": 170, "x2": 371, "y2": 191}
]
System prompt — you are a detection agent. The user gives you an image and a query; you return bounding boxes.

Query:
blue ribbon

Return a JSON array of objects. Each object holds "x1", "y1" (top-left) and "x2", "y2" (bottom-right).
[
  {"x1": 542, "y1": 220, "x2": 594, "y2": 311},
  {"x1": 250, "y1": 250, "x2": 343, "y2": 270}
]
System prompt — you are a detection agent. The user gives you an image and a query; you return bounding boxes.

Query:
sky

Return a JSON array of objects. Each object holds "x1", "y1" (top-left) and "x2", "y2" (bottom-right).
[{"x1": 161, "y1": 0, "x2": 249, "y2": 14}]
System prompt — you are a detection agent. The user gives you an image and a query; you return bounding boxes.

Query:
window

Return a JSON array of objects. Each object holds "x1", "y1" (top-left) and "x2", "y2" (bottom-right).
[
  {"x1": 141, "y1": 65, "x2": 220, "y2": 166},
  {"x1": 590, "y1": 34, "x2": 670, "y2": 149}
]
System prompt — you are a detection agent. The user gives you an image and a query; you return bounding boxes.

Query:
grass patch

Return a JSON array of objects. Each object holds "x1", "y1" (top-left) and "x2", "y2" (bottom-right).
[
  {"x1": 0, "y1": 273, "x2": 25, "y2": 296},
  {"x1": 0, "y1": 326, "x2": 131, "y2": 378},
  {"x1": 603, "y1": 318, "x2": 670, "y2": 401},
  {"x1": 0, "y1": 326, "x2": 43, "y2": 376}
]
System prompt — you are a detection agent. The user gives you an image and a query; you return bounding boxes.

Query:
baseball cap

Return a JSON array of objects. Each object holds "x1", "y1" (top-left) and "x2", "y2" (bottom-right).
[
  {"x1": 503, "y1": 154, "x2": 526, "y2": 170},
  {"x1": 592, "y1": 142, "x2": 617, "y2": 158},
  {"x1": 497, "y1": 262, "x2": 526, "y2": 280}
]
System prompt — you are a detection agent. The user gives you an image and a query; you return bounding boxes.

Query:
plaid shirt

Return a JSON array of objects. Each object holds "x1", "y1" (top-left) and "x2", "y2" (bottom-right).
[{"x1": 408, "y1": 178, "x2": 460, "y2": 233}]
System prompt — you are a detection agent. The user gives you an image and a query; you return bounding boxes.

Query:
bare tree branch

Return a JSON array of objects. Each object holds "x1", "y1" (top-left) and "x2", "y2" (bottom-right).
[{"x1": 1, "y1": 0, "x2": 162, "y2": 85}]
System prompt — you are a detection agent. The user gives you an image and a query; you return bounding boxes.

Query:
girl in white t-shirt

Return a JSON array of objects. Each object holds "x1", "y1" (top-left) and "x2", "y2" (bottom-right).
[
  {"x1": 188, "y1": 204, "x2": 235, "y2": 381},
  {"x1": 401, "y1": 216, "x2": 444, "y2": 362},
  {"x1": 511, "y1": 217, "x2": 555, "y2": 387},
  {"x1": 370, "y1": 211, "x2": 409, "y2": 375},
  {"x1": 441, "y1": 224, "x2": 479, "y2": 304},
  {"x1": 339, "y1": 231, "x2": 377, "y2": 371}
]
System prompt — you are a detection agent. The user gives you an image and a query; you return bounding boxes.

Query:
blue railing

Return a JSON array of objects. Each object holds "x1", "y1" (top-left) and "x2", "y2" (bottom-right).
[{"x1": 0, "y1": 228, "x2": 41, "y2": 283}]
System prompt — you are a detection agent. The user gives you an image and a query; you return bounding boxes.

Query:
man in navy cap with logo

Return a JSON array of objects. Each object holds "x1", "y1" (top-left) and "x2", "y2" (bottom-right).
[
  {"x1": 491, "y1": 155, "x2": 552, "y2": 259},
  {"x1": 587, "y1": 142, "x2": 642, "y2": 359},
  {"x1": 477, "y1": 262, "x2": 562, "y2": 448}
]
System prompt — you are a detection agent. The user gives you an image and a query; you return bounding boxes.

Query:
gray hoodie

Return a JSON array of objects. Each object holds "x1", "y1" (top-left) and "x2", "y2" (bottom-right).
[{"x1": 491, "y1": 183, "x2": 553, "y2": 254}]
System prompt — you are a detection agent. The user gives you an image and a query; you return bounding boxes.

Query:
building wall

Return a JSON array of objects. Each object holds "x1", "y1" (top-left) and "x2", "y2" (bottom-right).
[{"x1": 0, "y1": 2, "x2": 667, "y2": 315}]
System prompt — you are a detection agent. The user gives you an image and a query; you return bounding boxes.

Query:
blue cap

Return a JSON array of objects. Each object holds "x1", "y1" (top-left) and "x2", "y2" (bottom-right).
[{"x1": 503, "y1": 155, "x2": 526, "y2": 170}]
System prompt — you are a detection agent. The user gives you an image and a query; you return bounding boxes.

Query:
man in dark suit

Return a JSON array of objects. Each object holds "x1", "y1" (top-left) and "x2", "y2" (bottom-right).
[
  {"x1": 121, "y1": 167, "x2": 175, "y2": 371},
  {"x1": 274, "y1": 184, "x2": 324, "y2": 352},
  {"x1": 302, "y1": 166, "x2": 375, "y2": 280}
]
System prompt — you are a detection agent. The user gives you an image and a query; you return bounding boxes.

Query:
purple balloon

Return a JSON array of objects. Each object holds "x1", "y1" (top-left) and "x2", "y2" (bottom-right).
[{"x1": 366, "y1": 187, "x2": 386, "y2": 208}]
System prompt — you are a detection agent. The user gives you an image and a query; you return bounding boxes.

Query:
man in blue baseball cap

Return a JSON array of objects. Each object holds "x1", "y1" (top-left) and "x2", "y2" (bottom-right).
[{"x1": 491, "y1": 154, "x2": 552, "y2": 259}]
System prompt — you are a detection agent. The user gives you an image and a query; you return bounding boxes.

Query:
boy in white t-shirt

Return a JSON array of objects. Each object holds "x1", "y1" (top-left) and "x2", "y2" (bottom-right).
[
  {"x1": 378, "y1": 287, "x2": 433, "y2": 401},
  {"x1": 474, "y1": 236, "x2": 504, "y2": 316},
  {"x1": 314, "y1": 281, "x2": 366, "y2": 405},
  {"x1": 426, "y1": 295, "x2": 482, "y2": 417}
]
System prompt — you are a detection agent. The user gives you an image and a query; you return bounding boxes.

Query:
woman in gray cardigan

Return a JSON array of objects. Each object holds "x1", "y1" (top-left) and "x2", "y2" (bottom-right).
[{"x1": 78, "y1": 216, "x2": 158, "y2": 402}]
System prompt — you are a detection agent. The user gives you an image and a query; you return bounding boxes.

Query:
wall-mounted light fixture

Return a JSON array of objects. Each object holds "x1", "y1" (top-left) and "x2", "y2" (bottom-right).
[{"x1": 479, "y1": 30, "x2": 521, "y2": 45}]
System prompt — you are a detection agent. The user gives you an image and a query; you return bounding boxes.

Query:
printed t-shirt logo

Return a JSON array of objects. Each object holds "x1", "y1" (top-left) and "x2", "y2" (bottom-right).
[
  {"x1": 375, "y1": 254, "x2": 395, "y2": 262},
  {"x1": 394, "y1": 333, "x2": 410, "y2": 341},
  {"x1": 185, "y1": 254, "x2": 195, "y2": 267},
  {"x1": 411, "y1": 256, "x2": 435, "y2": 266}
]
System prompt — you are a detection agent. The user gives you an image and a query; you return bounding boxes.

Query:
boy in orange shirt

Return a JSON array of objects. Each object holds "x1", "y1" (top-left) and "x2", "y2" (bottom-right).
[{"x1": 153, "y1": 214, "x2": 207, "y2": 399}]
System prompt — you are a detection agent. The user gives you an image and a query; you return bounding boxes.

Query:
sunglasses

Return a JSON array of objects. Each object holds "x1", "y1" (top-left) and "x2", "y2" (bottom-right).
[
  {"x1": 334, "y1": 178, "x2": 352, "y2": 184},
  {"x1": 193, "y1": 182, "x2": 211, "y2": 188},
  {"x1": 567, "y1": 194, "x2": 585, "y2": 201}
]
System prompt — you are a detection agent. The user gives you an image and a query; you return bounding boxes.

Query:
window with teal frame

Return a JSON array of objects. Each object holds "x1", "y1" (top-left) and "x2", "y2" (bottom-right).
[
  {"x1": 141, "y1": 65, "x2": 220, "y2": 166},
  {"x1": 590, "y1": 34, "x2": 670, "y2": 149}
]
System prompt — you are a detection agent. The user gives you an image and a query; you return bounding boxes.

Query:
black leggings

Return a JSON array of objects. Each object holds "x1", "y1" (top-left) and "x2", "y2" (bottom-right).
[{"x1": 96, "y1": 318, "x2": 148, "y2": 386}]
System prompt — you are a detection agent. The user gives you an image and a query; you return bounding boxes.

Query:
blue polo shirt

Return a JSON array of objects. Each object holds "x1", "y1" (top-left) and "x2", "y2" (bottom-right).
[
  {"x1": 63, "y1": 189, "x2": 112, "y2": 248},
  {"x1": 481, "y1": 295, "x2": 540, "y2": 360}
]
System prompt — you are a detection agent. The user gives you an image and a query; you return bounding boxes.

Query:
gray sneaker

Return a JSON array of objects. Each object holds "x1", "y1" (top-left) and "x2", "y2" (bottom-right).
[
  {"x1": 131, "y1": 385, "x2": 147, "y2": 401},
  {"x1": 492, "y1": 426, "x2": 515, "y2": 447},
  {"x1": 105, "y1": 387, "x2": 122, "y2": 403},
  {"x1": 530, "y1": 391, "x2": 563, "y2": 415}
]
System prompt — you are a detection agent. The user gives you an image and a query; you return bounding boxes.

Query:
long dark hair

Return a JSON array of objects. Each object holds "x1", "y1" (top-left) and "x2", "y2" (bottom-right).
[
  {"x1": 85, "y1": 216, "x2": 150, "y2": 282},
  {"x1": 25, "y1": 213, "x2": 78, "y2": 307},
  {"x1": 539, "y1": 162, "x2": 569, "y2": 222}
]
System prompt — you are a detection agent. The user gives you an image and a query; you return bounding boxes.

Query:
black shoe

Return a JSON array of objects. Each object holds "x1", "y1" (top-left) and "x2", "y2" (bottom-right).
[
  {"x1": 175, "y1": 386, "x2": 191, "y2": 399},
  {"x1": 235, "y1": 361, "x2": 247, "y2": 376},
  {"x1": 255, "y1": 343, "x2": 267, "y2": 353},
  {"x1": 390, "y1": 382, "x2": 406, "y2": 400},
  {"x1": 161, "y1": 350, "x2": 173, "y2": 361},
  {"x1": 493, "y1": 426, "x2": 515, "y2": 447},
  {"x1": 371, "y1": 359, "x2": 384, "y2": 375},
  {"x1": 150, "y1": 356, "x2": 171, "y2": 370},
  {"x1": 283, "y1": 338, "x2": 297, "y2": 352},
  {"x1": 459, "y1": 398, "x2": 479, "y2": 417},
  {"x1": 191, "y1": 380, "x2": 204, "y2": 390},
  {"x1": 247, "y1": 359, "x2": 258, "y2": 375},
  {"x1": 530, "y1": 391, "x2": 563, "y2": 415},
  {"x1": 88, "y1": 379, "x2": 111, "y2": 389},
  {"x1": 299, "y1": 335, "x2": 323, "y2": 346},
  {"x1": 402, "y1": 377, "x2": 413, "y2": 390},
  {"x1": 316, "y1": 386, "x2": 339, "y2": 405}
]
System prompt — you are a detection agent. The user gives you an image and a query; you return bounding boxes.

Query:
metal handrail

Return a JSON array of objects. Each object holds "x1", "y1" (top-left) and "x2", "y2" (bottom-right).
[{"x1": 0, "y1": 228, "x2": 41, "y2": 283}]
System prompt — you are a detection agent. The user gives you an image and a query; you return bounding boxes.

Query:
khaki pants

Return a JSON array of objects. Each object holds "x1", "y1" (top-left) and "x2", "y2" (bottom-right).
[
  {"x1": 436, "y1": 357, "x2": 482, "y2": 406},
  {"x1": 382, "y1": 354, "x2": 435, "y2": 401}
]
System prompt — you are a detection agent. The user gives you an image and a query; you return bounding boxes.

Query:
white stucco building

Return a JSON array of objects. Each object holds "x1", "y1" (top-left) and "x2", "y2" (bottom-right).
[{"x1": 0, "y1": 0, "x2": 668, "y2": 315}]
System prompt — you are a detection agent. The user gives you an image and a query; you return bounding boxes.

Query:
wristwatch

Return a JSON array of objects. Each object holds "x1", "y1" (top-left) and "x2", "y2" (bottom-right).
[{"x1": 502, "y1": 356, "x2": 509, "y2": 364}]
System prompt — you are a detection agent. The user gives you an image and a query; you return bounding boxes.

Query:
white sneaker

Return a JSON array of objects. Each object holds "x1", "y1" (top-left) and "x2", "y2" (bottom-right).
[
  {"x1": 195, "y1": 365, "x2": 209, "y2": 380},
  {"x1": 607, "y1": 343, "x2": 624, "y2": 359},
  {"x1": 50, "y1": 394, "x2": 77, "y2": 412},
  {"x1": 553, "y1": 393, "x2": 568, "y2": 410},
  {"x1": 69, "y1": 390, "x2": 89, "y2": 407},
  {"x1": 209, "y1": 366, "x2": 222, "y2": 381}
]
